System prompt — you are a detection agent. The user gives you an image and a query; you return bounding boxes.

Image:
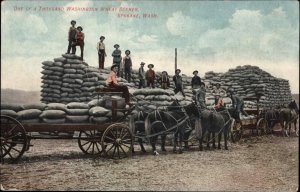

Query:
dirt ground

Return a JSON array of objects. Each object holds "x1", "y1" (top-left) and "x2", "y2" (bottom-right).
[{"x1": 0, "y1": 125, "x2": 299, "y2": 191}]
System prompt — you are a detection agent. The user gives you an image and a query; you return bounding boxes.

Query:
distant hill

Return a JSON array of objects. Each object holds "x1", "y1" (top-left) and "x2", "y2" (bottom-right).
[{"x1": 1, "y1": 89, "x2": 41, "y2": 104}]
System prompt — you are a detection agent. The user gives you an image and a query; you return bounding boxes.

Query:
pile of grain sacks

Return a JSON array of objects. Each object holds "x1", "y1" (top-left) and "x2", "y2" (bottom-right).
[
  {"x1": 203, "y1": 65, "x2": 292, "y2": 108},
  {"x1": 41, "y1": 54, "x2": 132, "y2": 104},
  {"x1": 40, "y1": 57, "x2": 292, "y2": 111},
  {"x1": 0, "y1": 101, "x2": 126, "y2": 124}
]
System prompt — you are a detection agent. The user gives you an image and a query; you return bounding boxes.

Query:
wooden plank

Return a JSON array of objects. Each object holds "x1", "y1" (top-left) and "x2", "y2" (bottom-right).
[{"x1": 23, "y1": 123, "x2": 112, "y2": 132}]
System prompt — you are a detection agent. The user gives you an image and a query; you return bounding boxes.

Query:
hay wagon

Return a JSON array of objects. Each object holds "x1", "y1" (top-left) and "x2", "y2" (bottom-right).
[
  {"x1": 230, "y1": 96, "x2": 267, "y2": 142},
  {"x1": 0, "y1": 88, "x2": 136, "y2": 163}
]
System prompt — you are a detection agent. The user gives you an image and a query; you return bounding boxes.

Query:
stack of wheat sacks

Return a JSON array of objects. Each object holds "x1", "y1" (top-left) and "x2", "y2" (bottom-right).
[
  {"x1": 41, "y1": 54, "x2": 133, "y2": 104},
  {"x1": 203, "y1": 65, "x2": 292, "y2": 108},
  {"x1": 2, "y1": 60, "x2": 293, "y2": 124},
  {"x1": 0, "y1": 100, "x2": 129, "y2": 124}
]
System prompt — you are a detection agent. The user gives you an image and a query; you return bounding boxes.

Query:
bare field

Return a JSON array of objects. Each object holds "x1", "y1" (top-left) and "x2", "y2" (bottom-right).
[{"x1": 0, "y1": 128, "x2": 298, "y2": 191}]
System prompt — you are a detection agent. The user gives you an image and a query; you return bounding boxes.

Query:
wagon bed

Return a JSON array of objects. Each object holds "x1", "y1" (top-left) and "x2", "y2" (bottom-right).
[
  {"x1": 230, "y1": 96, "x2": 267, "y2": 142},
  {"x1": 1, "y1": 90, "x2": 138, "y2": 163}
]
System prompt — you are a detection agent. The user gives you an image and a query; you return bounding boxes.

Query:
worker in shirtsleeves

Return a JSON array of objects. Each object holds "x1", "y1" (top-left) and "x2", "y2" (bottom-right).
[
  {"x1": 106, "y1": 64, "x2": 132, "y2": 106},
  {"x1": 66, "y1": 20, "x2": 77, "y2": 54},
  {"x1": 111, "y1": 44, "x2": 122, "y2": 77},
  {"x1": 71, "y1": 26, "x2": 85, "y2": 61},
  {"x1": 160, "y1": 71, "x2": 170, "y2": 89},
  {"x1": 173, "y1": 69, "x2": 185, "y2": 97},
  {"x1": 97, "y1": 36, "x2": 106, "y2": 69},
  {"x1": 212, "y1": 83, "x2": 226, "y2": 111},
  {"x1": 195, "y1": 82, "x2": 207, "y2": 109},
  {"x1": 145, "y1": 64, "x2": 156, "y2": 88},
  {"x1": 227, "y1": 89, "x2": 248, "y2": 118},
  {"x1": 122, "y1": 50, "x2": 132, "y2": 83},
  {"x1": 191, "y1": 70, "x2": 202, "y2": 90},
  {"x1": 138, "y1": 62, "x2": 146, "y2": 89}
]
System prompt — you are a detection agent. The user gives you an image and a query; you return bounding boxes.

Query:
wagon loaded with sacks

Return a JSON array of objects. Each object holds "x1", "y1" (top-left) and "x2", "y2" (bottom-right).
[
  {"x1": 229, "y1": 95, "x2": 268, "y2": 142},
  {"x1": 0, "y1": 89, "x2": 138, "y2": 163}
]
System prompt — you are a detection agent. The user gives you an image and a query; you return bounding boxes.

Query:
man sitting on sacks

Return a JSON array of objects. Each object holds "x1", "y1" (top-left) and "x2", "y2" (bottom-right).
[
  {"x1": 227, "y1": 89, "x2": 248, "y2": 118},
  {"x1": 214, "y1": 93, "x2": 225, "y2": 111},
  {"x1": 211, "y1": 83, "x2": 226, "y2": 111},
  {"x1": 106, "y1": 64, "x2": 133, "y2": 107}
]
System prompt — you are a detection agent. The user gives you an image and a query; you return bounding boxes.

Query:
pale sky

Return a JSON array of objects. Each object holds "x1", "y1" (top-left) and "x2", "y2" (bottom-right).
[{"x1": 1, "y1": 0, "x2": 299, "y2": 93}]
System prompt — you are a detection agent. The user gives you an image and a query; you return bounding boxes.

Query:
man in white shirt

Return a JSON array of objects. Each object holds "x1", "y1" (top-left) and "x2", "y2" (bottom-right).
[{"x1": 97, "y1": 36, "x2": 106, "y2": 69}]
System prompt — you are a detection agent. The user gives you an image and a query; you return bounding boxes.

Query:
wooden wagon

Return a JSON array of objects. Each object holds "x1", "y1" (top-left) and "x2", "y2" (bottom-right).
[
  {"x1": 230, "y1": 96, "x2": 267, "y2": 142},
  {"x1": 0, "y1": 88, "x2": 136, "y2": 163}
]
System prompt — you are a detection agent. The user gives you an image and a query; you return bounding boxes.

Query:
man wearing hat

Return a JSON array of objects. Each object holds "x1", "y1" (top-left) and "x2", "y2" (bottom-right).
[
  {"x1": 214, "y1": 94, "x2": 225, "y2": 111},
  {"x1": 106, "y1": 64, "x2": 132, "y2": 106},
  {"x1": 97, "y1": 36, "x2": 106, "y2": 69},
  {"x1": 160, "y1": 71, "x2": 170, "y2": 89},
  {"x1": 145, "y1": 64, "x2": 156, "y2": 88},
  {"x1": 227, "y1": 89, "x2": 248, "y2": 118},
  {"x1": 191, "y1": 70, "x2": 202, "y2": 89},
  {"x1": 211, "y1": 83, "x2": 226, "y2": 111},
  {"x1": 138, "y1": 62, "x2": 146, "y2": 89},
  {"x1": 71, "y1": 26, "x2": 85, "y2": 60},
  {"x1": 211, "y1": 83, "x2": 226, "y2": 97},
  {"x1": 112, "y1": 44, "x2": 122, "y2": 77},
  {"x1": 173, "y1": 69, "x2": 185, "y2": 97},
  {"x1": 122, "y1": 50, "x2": 132, "y2": 83},
  {"x1": 66, "y1": 20, "x2": 77, "y2": 54},
  {"x1": 195, "y1": 82, "x2": 206, "y2": 109}
]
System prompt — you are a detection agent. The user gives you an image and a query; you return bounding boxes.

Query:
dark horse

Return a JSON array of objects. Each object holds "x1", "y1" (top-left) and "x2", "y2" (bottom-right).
[
  {"x1": 194, "y1": 107, "x2": 235, "y2": 151},
  {"x1": 144, "y1": 100, "x2": 197, "y2": 155},
  {"x1": 279, "y1": 100, "x2": 299, "y2": 137},
  {"x1": 263, "y1": 107, "x2": 280, "y2": 133},
  {"x1": 129, "y1": 110, "x2": 149, "y2": 153}
]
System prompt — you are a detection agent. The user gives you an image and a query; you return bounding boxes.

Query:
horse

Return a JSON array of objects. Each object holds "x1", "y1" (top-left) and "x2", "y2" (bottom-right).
[
  {"x1": 144, "y1": 100, "x2": 198, "y2": 155},
  {"x1": 129, "y1": 110, "x2": 149, "y2": 153},
  {"x1": 279, "y1": 100, "x2": 299, "y2": 137},
  {"x1": 195, "y1": 107, "x2": 234, "y2": 151},
  {"x1": 264, "y1": 108, "x2": 280, "y2": 134}
]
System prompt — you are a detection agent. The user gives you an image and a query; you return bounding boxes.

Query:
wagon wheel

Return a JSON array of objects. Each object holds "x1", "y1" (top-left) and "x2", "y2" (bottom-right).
[
  {"x1": 101, "y1": 123, "x2": 133, "y2": 159},
  {"x1": 0, "y1": 115, "x2": 28, "y2": 163},
  {"x1": 78, "y1": 130, "x2": 103, "y2": 155},
  {"x1": 231, "y1": 119, "x2": 242, "y2": 143},
  {"x1": 256, "y1": 118, "x2": 267, "y2": 136}
]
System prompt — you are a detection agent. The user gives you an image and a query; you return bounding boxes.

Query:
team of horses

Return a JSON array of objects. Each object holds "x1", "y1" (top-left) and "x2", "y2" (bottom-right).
[
  {"x1": 129, "y1": 99, "x2": 299, "y2": 155},
  {"x1": 264, "y1": 100, "x2": 299, "y2": 137}
]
